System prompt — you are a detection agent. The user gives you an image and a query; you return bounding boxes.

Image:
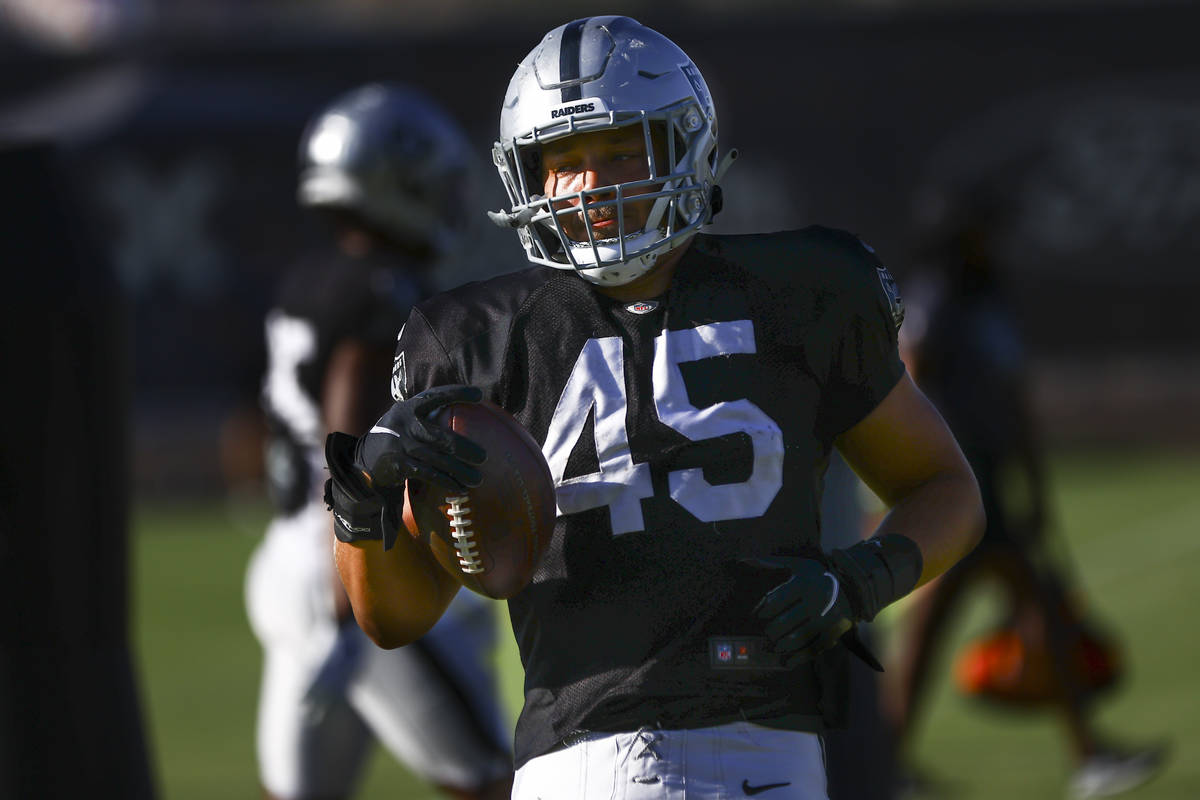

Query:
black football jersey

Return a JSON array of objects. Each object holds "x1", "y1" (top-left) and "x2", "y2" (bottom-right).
[
  {"x1": 261, "y1": 251, "x2": 427, "y2": 512},
  {"x1": 392, "y1": 227, "x2": 905, "y2": 766}
]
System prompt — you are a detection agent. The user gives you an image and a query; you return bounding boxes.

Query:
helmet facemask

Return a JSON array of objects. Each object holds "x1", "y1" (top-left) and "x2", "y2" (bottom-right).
[{"x1": 493, "y1": 100, "x2": 718, "y2": 287}]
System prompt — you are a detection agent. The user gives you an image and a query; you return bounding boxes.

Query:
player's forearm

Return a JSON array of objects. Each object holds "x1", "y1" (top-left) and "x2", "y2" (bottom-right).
[
  {"x1": 868, "y1": 465, "x2": 984, "y2": 588},
  {"x1": 334, "y1": 531, "x2": 459, "y2": 648},
  {"x1": 835, "y1": 374, "x2": 985, "y2": 596}
]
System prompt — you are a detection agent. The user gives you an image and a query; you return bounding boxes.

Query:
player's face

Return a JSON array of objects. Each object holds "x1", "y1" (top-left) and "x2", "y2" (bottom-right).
[{"x1": 540, "y1": 126, "x2": 666, "y2": 243}]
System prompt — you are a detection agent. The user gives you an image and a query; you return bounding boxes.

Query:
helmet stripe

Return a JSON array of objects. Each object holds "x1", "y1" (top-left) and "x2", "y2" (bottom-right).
[{"x1": 558, "y1": 18, "x2": 586, "y2": 102}]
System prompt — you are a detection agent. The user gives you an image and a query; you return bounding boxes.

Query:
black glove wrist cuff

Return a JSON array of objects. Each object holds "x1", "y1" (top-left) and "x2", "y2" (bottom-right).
[
  {"x1": 829, "y1": 534, "x2": 923, "y2": 622},
  {"x1": 324, "y1": 477, "x2": 385, "y2": 544},
  {"x1": 325, "y1": 431, "x2": 389, "y2": 545}
]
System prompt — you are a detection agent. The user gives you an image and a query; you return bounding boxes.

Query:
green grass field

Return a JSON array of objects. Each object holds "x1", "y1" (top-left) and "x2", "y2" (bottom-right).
[{"x1": 132, "y1": 447, "x2": 1200, "y2": 799}]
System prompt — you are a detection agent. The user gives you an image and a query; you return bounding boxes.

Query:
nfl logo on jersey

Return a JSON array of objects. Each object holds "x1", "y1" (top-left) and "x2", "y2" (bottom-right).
[
  {"x1": 716, "y1": 642, "x2": 733, "y2": 663},
  {"x1": 625, "y1": 300, "x2": 659, "y2": 315}
]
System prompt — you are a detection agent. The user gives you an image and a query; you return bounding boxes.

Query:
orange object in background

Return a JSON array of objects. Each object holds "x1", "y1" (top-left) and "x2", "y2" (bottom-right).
[{"x1": 954, "y1": 616, "x2": 1123, "y2": 708}]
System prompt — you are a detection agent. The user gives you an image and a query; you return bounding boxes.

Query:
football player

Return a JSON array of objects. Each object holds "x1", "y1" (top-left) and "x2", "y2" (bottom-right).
[
  {"x1": 326, "y1": 18, "x2": 984, "y2": 799},
  {"x1": 886, "y1": 191, "x2": 1166, "y2": 799},
  {"x1": 243, "y1": 83, "x2": 514, "y2": 800}
]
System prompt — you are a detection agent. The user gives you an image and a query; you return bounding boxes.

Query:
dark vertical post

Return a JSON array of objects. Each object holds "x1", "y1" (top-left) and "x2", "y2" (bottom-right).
[{"x1": 0, "y1": 140, "x2": 156, "y2": 798}]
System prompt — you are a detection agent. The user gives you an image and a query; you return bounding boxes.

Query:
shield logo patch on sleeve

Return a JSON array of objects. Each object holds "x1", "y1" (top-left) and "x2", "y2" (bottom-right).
[{"x1": 876, "y1": 266, "x2": 905, "y2": 331}]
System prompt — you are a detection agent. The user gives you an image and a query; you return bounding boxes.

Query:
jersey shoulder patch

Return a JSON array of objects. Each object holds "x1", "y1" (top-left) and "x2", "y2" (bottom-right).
[
  {"x1": 391, "y1": 325, "x2": 407, "y2": 401},
  {"x1": 875, "y1": 263, "x2": 905, "y2": 331},
  {"x1": 395, "y1": 266, "x2": 561, "y2": 400},
  {"x1": 789, "y1": 226, "x2": 905, "y2": 332}
]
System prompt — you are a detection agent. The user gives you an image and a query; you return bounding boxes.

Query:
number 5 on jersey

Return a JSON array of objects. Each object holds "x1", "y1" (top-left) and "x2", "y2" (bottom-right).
[{"x1": 543, "y1": 320, "x2": 784, "y2": 535}]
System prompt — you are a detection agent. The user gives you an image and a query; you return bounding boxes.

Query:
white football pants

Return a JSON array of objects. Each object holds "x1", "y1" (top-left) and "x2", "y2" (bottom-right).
[
  {"x1": 512, "y1": 722, "x2": 828, "y2": 799},
  {"x1": 246, "y1": 501, "x2": 512, "y2": 798}
]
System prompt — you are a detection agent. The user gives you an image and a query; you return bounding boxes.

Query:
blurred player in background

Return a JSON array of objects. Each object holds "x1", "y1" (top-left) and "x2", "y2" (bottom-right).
[
  {"x1": 885, "y1": 191, "x2": 1166, "y2": 799},
  {"x1": 243, "y1": 83, "x2": 514, "y2": 800},
  {"x1": 325, "y1": 17, "x2": 985, "y2": 798}
]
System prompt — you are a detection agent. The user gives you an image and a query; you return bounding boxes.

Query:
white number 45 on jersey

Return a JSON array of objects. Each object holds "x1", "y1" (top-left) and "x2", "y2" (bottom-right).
[{"x1": 542, "y1": 320, "x2": 784, "y2": 535}]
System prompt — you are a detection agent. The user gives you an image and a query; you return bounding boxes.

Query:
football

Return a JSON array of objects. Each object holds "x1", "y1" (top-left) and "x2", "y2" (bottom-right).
[{"x1": 402, "y1": 400, "x2": 556, "y2": 599}]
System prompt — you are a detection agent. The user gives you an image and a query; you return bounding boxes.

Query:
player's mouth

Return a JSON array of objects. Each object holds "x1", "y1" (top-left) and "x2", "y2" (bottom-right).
[{"x1": 557, "y1": 199, "x2": 651, "y2": 243}]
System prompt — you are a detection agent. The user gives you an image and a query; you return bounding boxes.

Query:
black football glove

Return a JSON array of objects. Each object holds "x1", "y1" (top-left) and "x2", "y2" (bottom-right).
[
  {"x1": 325, "y1": 431, "x2": 388, "y2": 546},
  {"x1": 355, "y1": 384, "x2": 487, "y2": 494},
  {"x1": 324, "y1": 384, "x2": 486, "y2": 550},
  {"x1": 753, "y1": 534, "x2": 924, "y2": 670},
  {"x1": 754, "y1": 559, "x2": 859, "y2": 670}
]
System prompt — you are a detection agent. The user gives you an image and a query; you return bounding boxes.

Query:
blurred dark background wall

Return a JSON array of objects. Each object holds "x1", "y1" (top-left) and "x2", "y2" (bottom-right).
[{"x1": 2, "y1": 1, "x2": 1198, "y2": 500}]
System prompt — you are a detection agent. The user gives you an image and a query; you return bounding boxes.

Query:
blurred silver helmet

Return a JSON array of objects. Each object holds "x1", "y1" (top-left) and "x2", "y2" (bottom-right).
[
  {"x1": 490, "y1": 16, "x2": 736, "y2": 286},
  {"x1": 299, "y1": 83, "x2": 475, "y2": 257}
]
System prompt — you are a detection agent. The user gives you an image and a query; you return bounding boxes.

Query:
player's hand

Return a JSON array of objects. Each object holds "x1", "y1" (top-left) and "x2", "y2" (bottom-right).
[
  {"x1": 356, "y1": 385, "x2": 487, "y2": 494},
  {"x1": 754, "y1": 558, "x2": 857, "y2": 669}
]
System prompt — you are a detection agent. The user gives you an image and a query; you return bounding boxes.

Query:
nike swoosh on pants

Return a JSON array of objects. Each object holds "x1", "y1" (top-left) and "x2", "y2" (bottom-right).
[{"x1": 742, "y1": 779, "x2": 792, "y2": 795}]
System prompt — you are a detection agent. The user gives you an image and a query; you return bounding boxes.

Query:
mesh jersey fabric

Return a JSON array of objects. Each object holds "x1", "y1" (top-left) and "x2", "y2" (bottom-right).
[{"x1": 392, "y1": 227, "x2": 905, "y2": 767}]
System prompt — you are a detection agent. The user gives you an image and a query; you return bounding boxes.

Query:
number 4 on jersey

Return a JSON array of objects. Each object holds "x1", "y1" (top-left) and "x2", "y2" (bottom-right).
[
  {"x1": 543, "y1": 337, "x2": 654, "y2": 534},
  {"x1": 543, "y1": 320, "x2": 784, "y2": 535}
]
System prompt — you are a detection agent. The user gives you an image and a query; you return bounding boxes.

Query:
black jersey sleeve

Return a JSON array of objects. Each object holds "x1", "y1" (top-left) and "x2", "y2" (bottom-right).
[
  {"x1": 389, "y1": 266, "x2": 555, "y2": 406},
  {"x1": 390, "y1": 306, "x2": 463, "y2": 402},
  {"x1": 819, "y1": 231, "x2": 906, "y2": 437}
]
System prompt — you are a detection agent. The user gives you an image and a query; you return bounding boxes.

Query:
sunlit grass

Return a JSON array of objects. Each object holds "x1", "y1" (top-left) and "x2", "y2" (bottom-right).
[{"x1": 133, "y1": 448, "x2": 1200, "y2": 799}]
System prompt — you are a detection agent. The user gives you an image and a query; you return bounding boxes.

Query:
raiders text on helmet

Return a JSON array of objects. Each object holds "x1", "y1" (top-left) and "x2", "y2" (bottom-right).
[
  {"x1": 490, "y1": 16, "x2": 737, "y2": 286},
  {"x1": 298, "y1": 83, "x2": 476, "y2": 257}
]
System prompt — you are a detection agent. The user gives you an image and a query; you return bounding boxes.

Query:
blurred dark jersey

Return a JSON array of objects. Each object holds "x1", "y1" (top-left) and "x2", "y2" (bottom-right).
[
  {"x1": 908, "y1": 275, "x2": 1028, "y2": 546},
  {"x1": 393, "y1": 227, "x2": 905, "y2": 767},
  {"x1": 914, "y1": 285, "x2": 1025, "y2": 457},
  {"x1": 261, "y1": 252, "x2": 427, "y2": 513}
]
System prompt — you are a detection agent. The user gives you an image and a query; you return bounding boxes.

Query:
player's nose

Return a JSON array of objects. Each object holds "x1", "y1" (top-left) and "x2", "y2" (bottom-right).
[{"x1": 579, "y1": 167, "x2": 618, "y2": 199}]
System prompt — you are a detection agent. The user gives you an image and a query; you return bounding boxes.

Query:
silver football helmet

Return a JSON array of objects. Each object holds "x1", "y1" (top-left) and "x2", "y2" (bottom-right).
[
  {"x1": 490, "y1": 16, "x2": 736, "y2": 286},
  {"x1": 298, "y1": 83, "x2": 475, "y2": 257}
]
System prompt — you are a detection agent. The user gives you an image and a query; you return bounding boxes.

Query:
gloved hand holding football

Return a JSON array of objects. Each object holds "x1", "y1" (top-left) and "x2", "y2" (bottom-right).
[
  {"x1": 325, "y1": 384, "x2": 556, "y2": 599},
  {"x1": 357, "y1": 384, "x2": 488, "y2": 494},
  {"x1": 324, "y1": 384, "x2": 486, "y2": 550}
]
